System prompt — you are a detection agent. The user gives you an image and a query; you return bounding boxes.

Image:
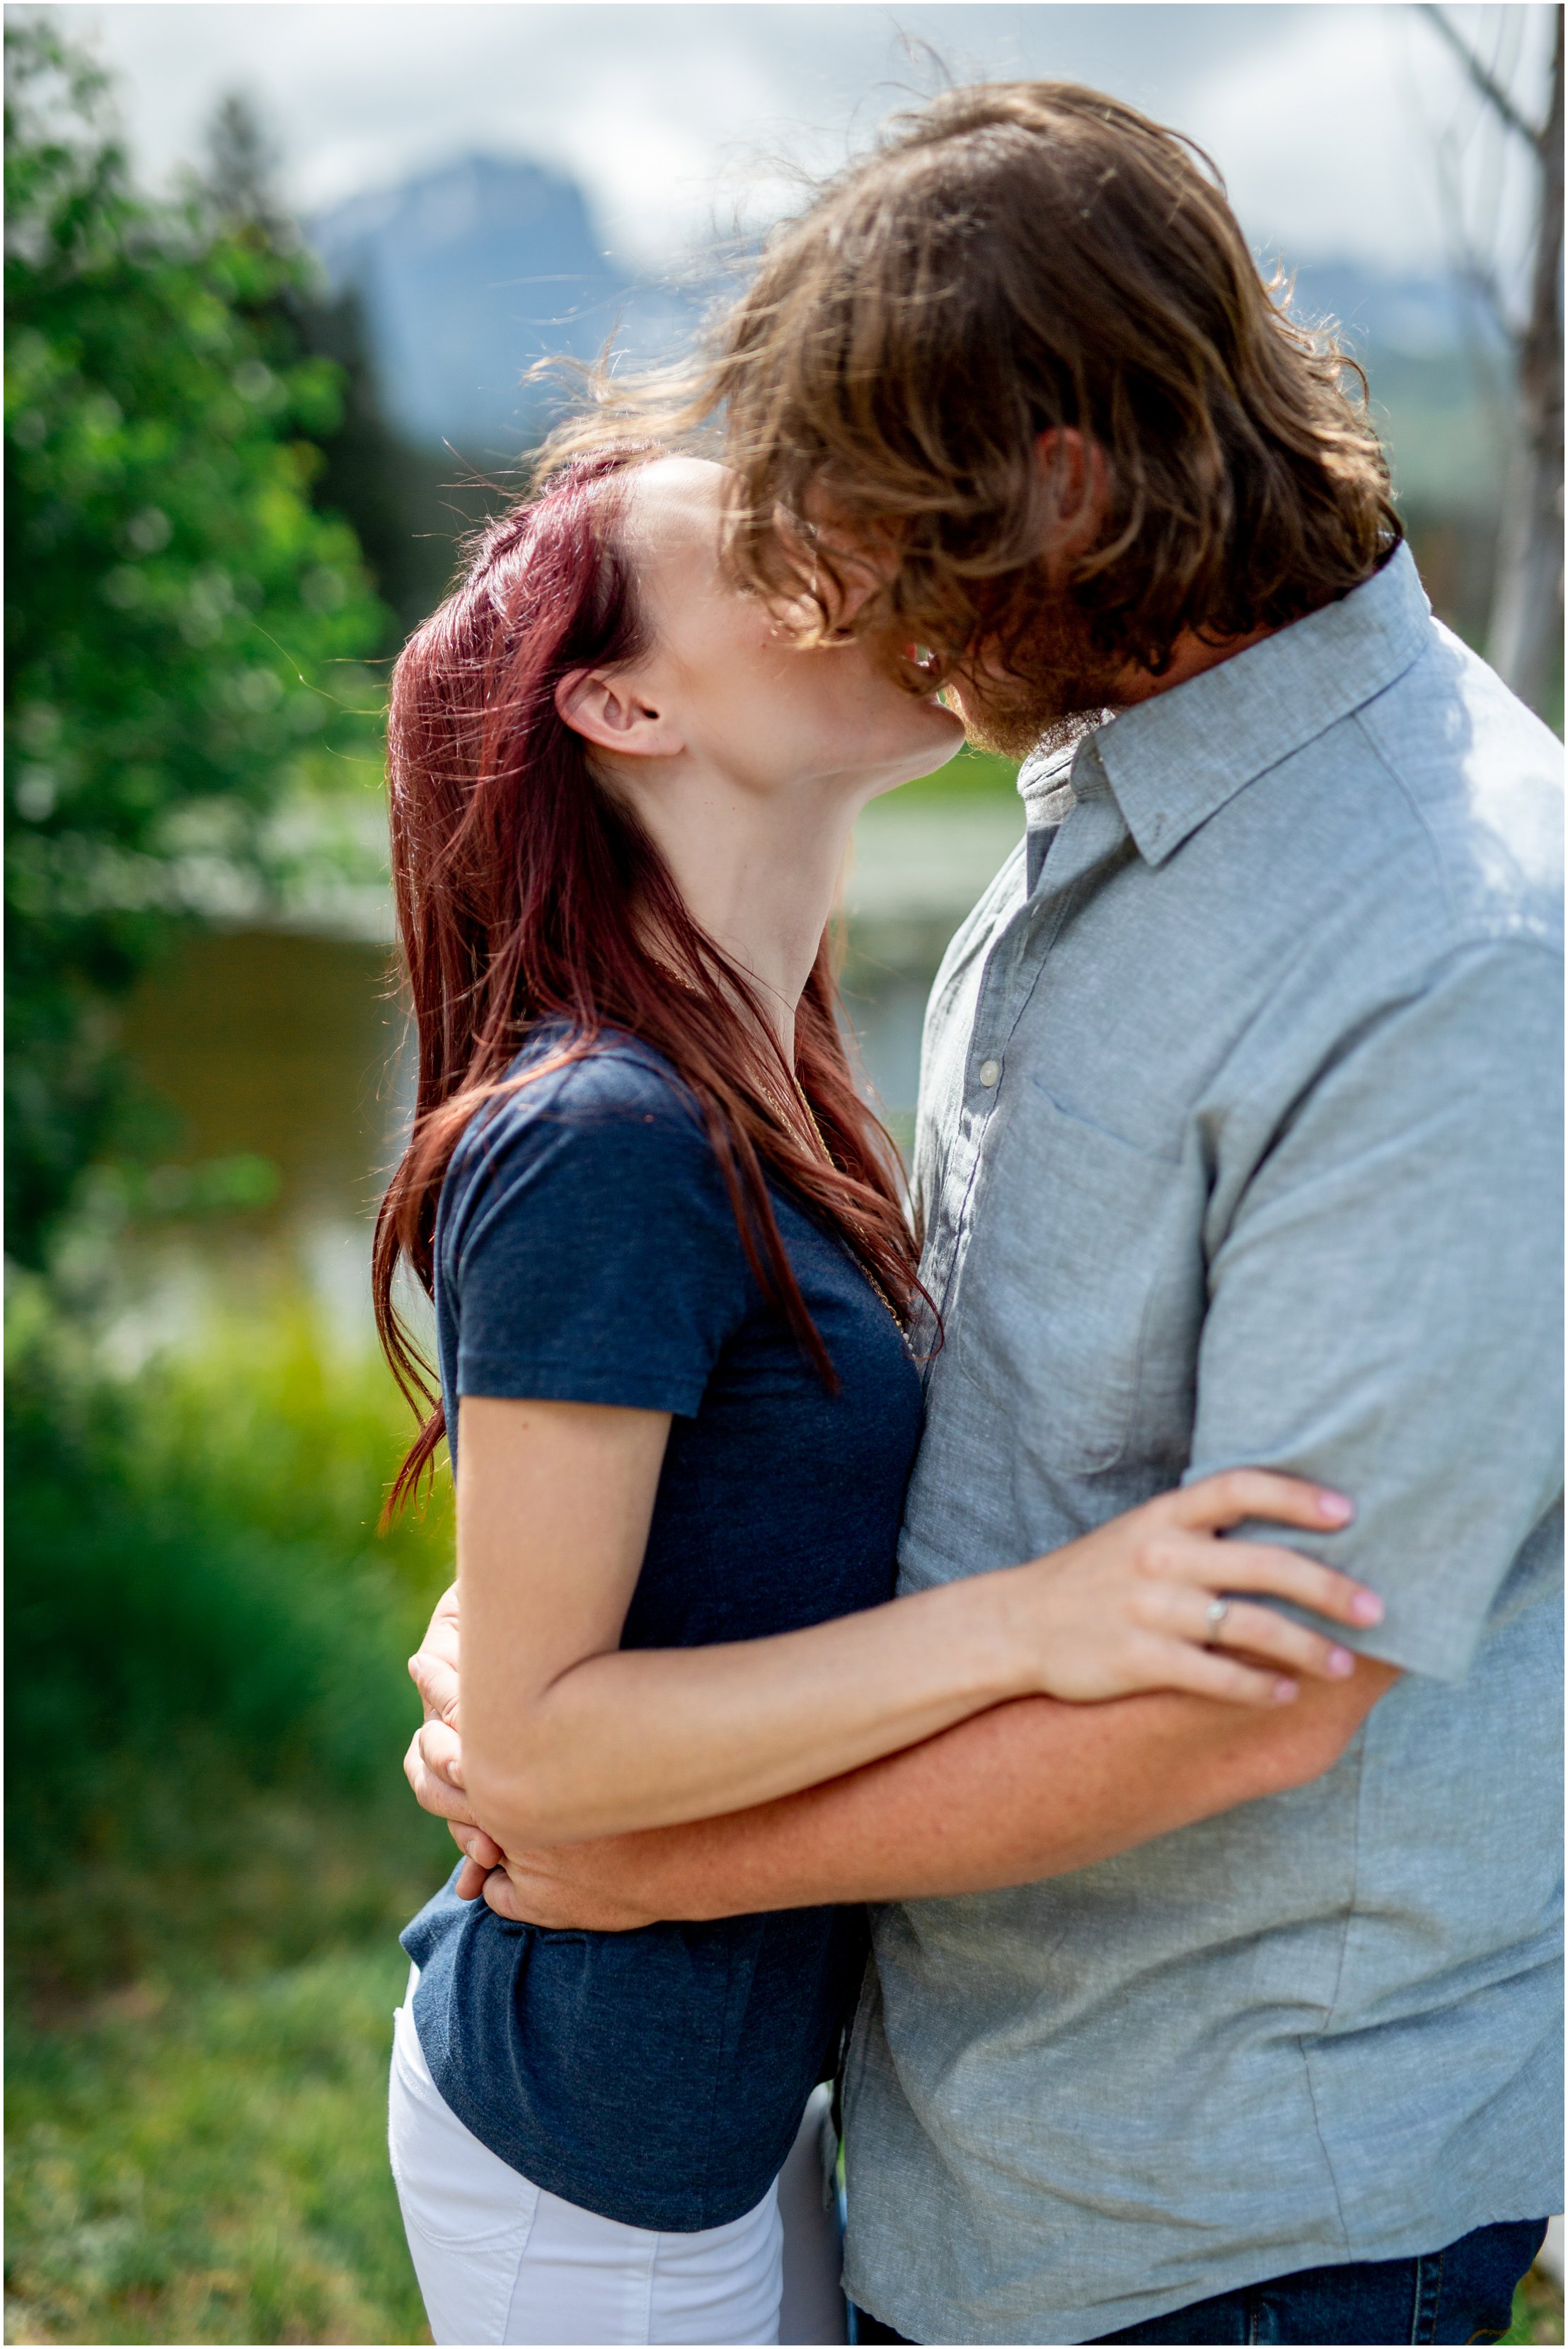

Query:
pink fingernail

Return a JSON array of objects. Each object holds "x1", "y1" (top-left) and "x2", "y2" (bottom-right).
[
  {"x1": 1273, "y1": 1677, "x2": 1299, "y2": 1704},
  {"x1": 1327, "y1": 1646, "x2": 1354, "y2": 1677},
  {"x1": 1318, "y1": 1491, "x2": 1354, "y2": 1524},
  {"x1": 1351, "y1": 1589, "x2": 1384, "y2": 1624}
]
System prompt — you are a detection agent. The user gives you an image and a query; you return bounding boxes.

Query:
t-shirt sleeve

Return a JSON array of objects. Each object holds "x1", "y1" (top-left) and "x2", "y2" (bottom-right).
[
  {"x1": 441, "y1": 1073, "x2": 749, "y2": 1419},
  {"x1": 1188, "y1": 938, "x2": 1564, "y2": 1682}
]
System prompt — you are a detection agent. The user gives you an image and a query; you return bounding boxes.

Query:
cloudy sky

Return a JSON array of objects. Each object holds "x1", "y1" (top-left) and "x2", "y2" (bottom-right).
[{"x1": 34, "y1": 2, "x2": 1555, "y2": 278}]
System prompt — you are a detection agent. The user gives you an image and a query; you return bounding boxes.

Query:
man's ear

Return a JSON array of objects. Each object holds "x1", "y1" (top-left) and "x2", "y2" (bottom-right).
[
  {"x1": 795, "y1": 492, "x2": 901, "y2": 635},
  {"x1": 1035, "y1": 428, "x2": 1108, "y2": 557},
  {"x1": 555, "y1": 668, "x2": 684, "y2": 759}
]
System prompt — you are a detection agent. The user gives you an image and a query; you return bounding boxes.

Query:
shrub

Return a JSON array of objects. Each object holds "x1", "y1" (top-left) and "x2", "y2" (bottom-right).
[{"x1": 5, "y1": 1290, "x2": 455, "y2": 2001}]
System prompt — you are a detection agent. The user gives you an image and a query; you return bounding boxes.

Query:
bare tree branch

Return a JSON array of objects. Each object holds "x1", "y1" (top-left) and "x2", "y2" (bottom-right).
[
  {"x1": 1434, "y1": 120, "x2": 1517, "y2": 339},
  {"x1": 1419, "y1": 4, "x2": 1544, "y2": 146},
  {"x1": 1481, "y1": 4, "x2": 1564, "y2": 711}
]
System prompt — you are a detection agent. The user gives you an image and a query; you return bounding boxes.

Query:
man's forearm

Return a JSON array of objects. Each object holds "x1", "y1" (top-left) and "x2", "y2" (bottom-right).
[{"x1": 589, "y1": 1667, "x2": 1395, "y2": 1919}]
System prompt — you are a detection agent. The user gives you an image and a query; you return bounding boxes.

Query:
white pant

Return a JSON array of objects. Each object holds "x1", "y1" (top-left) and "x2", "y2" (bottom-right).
[{"x1": 388, "y1": 1980, "x2": 786, "y2": 2344}]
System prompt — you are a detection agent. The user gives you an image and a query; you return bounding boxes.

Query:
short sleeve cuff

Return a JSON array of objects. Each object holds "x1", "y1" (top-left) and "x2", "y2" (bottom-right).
[{"x1": 455, "y1": 1349, "x2": 710, "y2": 1420}]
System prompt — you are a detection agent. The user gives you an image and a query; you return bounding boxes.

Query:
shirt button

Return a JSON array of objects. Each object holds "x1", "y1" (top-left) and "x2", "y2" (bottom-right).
[{"x1": 978, "y1": 1058, "x2": 1001, "y2": 1089}]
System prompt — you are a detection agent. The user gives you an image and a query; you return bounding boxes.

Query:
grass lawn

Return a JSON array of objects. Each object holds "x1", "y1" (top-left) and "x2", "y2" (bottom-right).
[{"x1": 6, "y1": 1946, "x2": 429, "y2": 2345}]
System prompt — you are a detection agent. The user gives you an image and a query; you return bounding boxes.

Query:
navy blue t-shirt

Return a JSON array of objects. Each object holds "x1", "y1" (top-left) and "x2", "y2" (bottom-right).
[{"x1": 401, "y1": 1028, "x2": 923, "y2": 2231}]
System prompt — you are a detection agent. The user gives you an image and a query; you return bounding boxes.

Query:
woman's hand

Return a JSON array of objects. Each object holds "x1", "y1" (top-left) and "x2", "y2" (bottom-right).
[
  {"x1": 409, "y1": 1456, "x2": 1380, "y2": 1856},
  {"x1": 403, "y1": 1592, "x2": 662, "y2": 1924},
  {"x1": 403, "y1": 1583, "x2": 505, "y2": 1897},
  {"x1": 1010, "y1": 1470, "x2": 1379, "y2": 1707}
]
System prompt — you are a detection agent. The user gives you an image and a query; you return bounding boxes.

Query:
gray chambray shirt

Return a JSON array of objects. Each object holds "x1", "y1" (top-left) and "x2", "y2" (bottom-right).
[{"x1": 842, "y1": 546, "x2": 1564, "y2": 2345}]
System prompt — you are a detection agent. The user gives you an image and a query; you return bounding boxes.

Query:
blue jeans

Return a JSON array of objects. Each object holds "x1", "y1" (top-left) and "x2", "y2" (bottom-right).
[
  {"x1": 1089, "y1": 2217, "x2": 1548, "y2": 2345},
  {"x1": 851, "y1": 2217, "x2": 1547, "y2": 2345}
]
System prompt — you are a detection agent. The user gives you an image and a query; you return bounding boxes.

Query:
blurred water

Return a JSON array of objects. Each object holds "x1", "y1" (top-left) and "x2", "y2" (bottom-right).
[{"x1": 114, "y1": 797, "x2": 1025, "y2": 1339}]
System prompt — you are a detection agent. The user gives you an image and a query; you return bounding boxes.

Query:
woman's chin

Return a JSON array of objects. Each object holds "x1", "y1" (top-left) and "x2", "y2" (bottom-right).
[
  {"x1": 866, "y1": 725, "x2": 969, "y2": 798},
  {"x1": 913, "y1": 709, "x2": 970, "y2": 771}
]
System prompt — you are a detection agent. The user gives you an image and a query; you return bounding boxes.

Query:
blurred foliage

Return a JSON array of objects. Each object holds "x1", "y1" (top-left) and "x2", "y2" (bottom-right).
[
  {"x1": 1502, "y1": 2263, "x2": 1567, "y2": 2347},
  {"x1": 898, "y1": 740, "x2": 1020, "y2": 804},
  {"x1": 4, "y1": 1287, "x2": 449, "y2": 2337},
  {"x1": 201, "y1": 86, "x2": 469, "y2": 643},
  {"x1": 5, "y1": 1283, "x2": 454, "y2": 2004},
  {"x1": 301, "y1": 281, "x2": 474, "y2": 642},
  {"x1": 4, "y1": 22, "x2": 389, "y2": 1270}
]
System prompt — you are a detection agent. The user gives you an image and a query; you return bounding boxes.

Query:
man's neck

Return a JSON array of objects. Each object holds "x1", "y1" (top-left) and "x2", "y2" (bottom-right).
[
  {"x1": 1109, "y1": 619, "x2": 1280, "y2": 708},
  {"x1": 959, "y1": 616, "x2": 1288, "y2": 764}
]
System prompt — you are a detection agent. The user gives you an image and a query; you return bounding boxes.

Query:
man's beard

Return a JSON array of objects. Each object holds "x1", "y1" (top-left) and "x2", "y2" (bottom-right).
[{"x1": 952, "y1": 592, "x2": 1122, "y2": 763}]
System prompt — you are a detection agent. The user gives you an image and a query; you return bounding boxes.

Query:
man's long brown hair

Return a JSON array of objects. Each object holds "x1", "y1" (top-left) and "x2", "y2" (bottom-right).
[
  {"x1": 548, "y1": 81, "x2": 1402, "y2": 690},
  {"x1": 373, "y1": 448, "x2": 921, "y2": 1515}
]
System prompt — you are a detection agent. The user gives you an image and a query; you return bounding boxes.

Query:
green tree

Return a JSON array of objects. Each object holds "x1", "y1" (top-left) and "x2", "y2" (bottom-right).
[
  {"x1": 4, "y1": 23, "x2": 388, "y2": 1268},
  {"x1": 197, "y1": 86, "x2": 467, "y2": 641}
]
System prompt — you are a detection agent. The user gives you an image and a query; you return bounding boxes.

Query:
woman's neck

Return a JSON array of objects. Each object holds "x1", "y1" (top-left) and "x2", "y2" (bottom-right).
[{"x1": 628, "y1": 762, "x2": 867, "y2": 1063}]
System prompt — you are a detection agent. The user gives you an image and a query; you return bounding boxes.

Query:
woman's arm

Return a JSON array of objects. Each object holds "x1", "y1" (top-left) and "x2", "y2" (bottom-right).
[{"x1": 459, "y1": 1395, "x2": 1379, "y2": 1849}]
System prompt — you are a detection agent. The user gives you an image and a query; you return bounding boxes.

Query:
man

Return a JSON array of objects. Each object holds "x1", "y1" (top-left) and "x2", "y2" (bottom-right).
[{"x1": 405, "y1": 84, "x2": 1562, "y2": 2345}]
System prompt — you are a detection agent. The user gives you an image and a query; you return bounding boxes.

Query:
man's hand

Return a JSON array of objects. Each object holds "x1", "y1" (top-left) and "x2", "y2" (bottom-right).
[
  {"x1": 405, "y1": 1583, "x2": 503, "y2": 1900},
  {"x1": 479, "y1": 1839, "x2": 667, "y2": 1931}
]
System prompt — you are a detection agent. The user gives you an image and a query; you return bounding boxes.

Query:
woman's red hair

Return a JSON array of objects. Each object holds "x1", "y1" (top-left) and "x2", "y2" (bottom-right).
[{"x1": 373, "y1": 448, "x2": 923, "y2": 1513}]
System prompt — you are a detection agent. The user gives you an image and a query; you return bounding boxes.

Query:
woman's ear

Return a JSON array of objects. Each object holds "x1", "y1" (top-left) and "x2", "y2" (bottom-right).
[{"x1": 555, "y1": 668, "x2": 684, "y2": 759}]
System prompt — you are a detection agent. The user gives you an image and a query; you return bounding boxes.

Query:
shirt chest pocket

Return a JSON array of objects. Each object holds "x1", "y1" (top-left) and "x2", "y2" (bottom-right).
[{"x1": 952, "y1": 1081, "x2": 1204, "y2": 1475}]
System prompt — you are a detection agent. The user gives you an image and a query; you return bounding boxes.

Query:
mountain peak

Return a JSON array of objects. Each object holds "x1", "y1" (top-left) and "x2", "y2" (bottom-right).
[{"x1": 309, "y1": 151, "x2": 658, "y2": 453}]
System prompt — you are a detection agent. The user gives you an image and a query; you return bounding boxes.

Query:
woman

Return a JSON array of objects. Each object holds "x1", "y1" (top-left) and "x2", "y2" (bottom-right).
[{"x1": 374, "y1": 445, "x2": 1378, "y2": 2348}]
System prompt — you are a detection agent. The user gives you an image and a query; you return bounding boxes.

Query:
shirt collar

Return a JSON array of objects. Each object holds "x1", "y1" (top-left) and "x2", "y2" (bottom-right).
[
  {"x1": 1018, "y1": 543, "x2": 1433, "y2": 869},
  {"x1": 1017, "y1": 745, "x2": 1078, "y2": 830}
]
